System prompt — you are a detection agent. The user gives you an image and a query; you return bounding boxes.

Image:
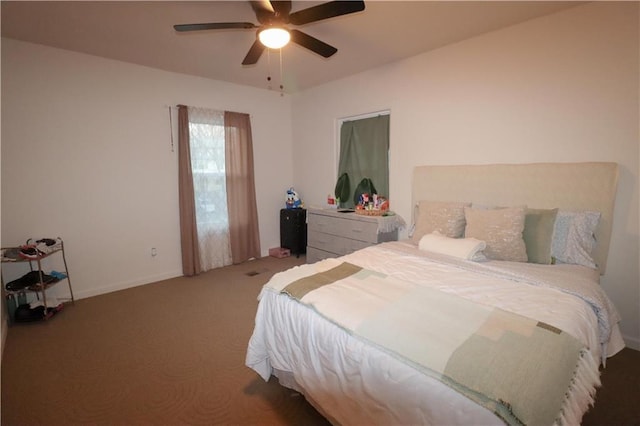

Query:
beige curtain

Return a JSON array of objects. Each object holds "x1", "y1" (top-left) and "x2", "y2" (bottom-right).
[
  {"x1": 224, "y1": 111, "x2": 261, "y2": 263},
  {"x1": 177, "y1": 105, "x2": 201, "y2": 276}
]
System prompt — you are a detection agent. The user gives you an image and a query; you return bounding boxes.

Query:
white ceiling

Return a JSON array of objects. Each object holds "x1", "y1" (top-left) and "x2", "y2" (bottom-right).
[{"x1": 1, "y1": 1, "x2": 582, "y2": 93}]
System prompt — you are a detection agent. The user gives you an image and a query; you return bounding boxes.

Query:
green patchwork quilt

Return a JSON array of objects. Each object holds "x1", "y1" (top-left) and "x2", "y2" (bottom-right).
[{"x1": 282, "y1": 262, "x2": 598, "y2": 426}]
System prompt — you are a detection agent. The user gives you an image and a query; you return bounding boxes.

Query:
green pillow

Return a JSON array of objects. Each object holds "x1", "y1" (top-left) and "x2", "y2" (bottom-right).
[{"x1": 523, "y1": 208, "x2": 558, "y2": 264}]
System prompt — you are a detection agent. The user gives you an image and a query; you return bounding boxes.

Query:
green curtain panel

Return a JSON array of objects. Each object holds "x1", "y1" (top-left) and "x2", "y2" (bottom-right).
[{"x1": 337, "y1": 114, "x2": 390, "y2": 208}]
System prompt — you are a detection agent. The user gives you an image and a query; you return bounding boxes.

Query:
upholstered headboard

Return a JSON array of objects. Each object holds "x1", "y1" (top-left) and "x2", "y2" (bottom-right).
[{"x1": 411, "y1": 162, "x2": 619, "y2": 274}]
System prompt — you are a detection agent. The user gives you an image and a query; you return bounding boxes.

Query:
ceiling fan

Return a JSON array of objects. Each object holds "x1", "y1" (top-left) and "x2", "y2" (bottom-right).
[{"x1": 174, "y1": 1, "x2": 365, "y2": 65}]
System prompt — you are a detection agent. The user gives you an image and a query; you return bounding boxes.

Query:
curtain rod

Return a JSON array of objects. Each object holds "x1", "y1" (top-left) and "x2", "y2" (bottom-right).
[
  {"x1": 166, "y1": 105, "x2": 252, "y2": 118},
  {"x1": 339, "y1": 109, "x2": 390, "y2": 123},
  {"x1": 169, "y1": 104, "x2": 219, "y2": 110}
]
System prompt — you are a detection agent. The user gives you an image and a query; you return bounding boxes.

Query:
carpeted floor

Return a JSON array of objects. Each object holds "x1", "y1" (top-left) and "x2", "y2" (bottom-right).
[{"x1": 2, "y1": 254, "x2": 639, "y2": 425}]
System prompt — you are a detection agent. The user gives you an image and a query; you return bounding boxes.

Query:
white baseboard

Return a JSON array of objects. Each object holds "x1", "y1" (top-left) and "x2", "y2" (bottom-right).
[
  {"x1": 623, "y1": 334, "x2": 640, "y2": 351},
  {"x1": 72, "y1": 270, "x2": 183, "y2": 301}
]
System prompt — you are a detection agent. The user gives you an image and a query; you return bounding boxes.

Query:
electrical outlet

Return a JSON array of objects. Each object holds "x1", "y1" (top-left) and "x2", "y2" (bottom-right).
[{"x1": 151, "y1": 247, "x2": 157, "y2": 257}]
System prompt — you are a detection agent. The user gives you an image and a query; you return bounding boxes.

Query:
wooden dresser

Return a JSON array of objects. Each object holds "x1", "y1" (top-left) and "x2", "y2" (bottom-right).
[{"x1": 306, "y1": 208, "x2": 403, "y2": 263}]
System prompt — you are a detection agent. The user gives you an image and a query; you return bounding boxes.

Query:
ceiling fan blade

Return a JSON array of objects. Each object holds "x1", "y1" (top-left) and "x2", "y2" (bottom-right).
[
  {"x1": 251, "y1": 0, "x2": 274, "y2": 13},
  {"x1": 290, "y1": 29, "x2": 337, "y2": 58},
  {"x1": 250, "y1": 1, "x2": 275, "y2": 24},
  {"x1": 174, "y1": 22, "x2": 256, "y2": 32},
  {"x1": 242, "y1": 40, "x2": 266, "y2": 65},
  {"x1": 289, "y1": 1, "x2": 365, "y2": 26},
  {"x1": 270, "y1": 1, "x2": 292, "y2": 18}
]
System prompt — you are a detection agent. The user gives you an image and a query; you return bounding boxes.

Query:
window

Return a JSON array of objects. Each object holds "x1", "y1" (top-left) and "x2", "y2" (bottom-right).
[
  {"x1": 189, "y1": 117, "x2": 228, "y2": 231},
  {"x1": 178, "y1": 106, "x2": 260, "y2": 275},
  {"x1": 187, "y1": 107, "x2": 232, "y2": 270},
  {"x1": 337, "y1": 113, "x2": 390, "y2": 208}
]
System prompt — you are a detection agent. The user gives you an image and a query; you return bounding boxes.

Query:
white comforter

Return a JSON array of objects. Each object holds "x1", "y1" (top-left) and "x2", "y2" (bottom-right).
[{"x1": 246, "y1": 241, "x2": 624, "y2": 425}]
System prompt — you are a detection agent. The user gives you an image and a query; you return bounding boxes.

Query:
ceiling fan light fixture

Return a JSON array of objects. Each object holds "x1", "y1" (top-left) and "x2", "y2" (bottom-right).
[{"x1": 258, "y1": 27, "x2": 290, "y2": 49}]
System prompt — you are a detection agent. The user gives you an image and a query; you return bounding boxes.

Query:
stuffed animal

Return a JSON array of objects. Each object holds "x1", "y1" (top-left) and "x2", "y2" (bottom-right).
[{"x1": 285, "y1": 188, "x2": 302, "y2": 209}]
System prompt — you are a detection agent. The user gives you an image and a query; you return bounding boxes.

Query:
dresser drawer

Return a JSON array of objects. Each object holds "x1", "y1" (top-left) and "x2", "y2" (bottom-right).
[
  {"x1": 308, "y1": 213, "x2": 379, "y2": 243},
  {"x1": 307, "y1": 230, "x2": 372, "y2": 256},
  {"x1": 306, "y1": 209, "x2": 402, "y2": 264},
  {"x1": 306, "y1": 246, "x2": 336, "y2": 263}
]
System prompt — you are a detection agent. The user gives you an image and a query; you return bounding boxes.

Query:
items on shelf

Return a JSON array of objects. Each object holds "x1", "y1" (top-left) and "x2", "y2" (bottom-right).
[
  {"x1": 2, "y1": 237, "x2": 63, "y2": 261},
  {"x1": 13, "y1": 298, "x2": 64, "y2": 323},
  {"x1": 355, "y1": 193, "x2": 391, "y2": 216},
  {"x1": 5, "y1": 270, "x2": 57, "y2": 291},
  {"x1": 1, "y1": 236, "x2": 74, "y2": 324},
  {"x1": 333, "y1": 175, "x2": 391, "y2": 213},
  {"x1": 353, "y1": 177, "x2": 378, "y2": 206}
]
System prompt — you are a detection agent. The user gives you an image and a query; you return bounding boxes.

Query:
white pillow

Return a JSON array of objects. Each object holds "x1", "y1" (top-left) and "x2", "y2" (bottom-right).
[
  {"x1": 551, "y1": 210, "x2": 600, "y2": 268},
  {"x1": 418, "y1": 231, "x2": 487, "y2": 261}
]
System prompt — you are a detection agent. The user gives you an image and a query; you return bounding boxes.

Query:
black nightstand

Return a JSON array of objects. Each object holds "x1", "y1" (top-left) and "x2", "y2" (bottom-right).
[{"x1": 280, "y1": 208, "x2": 307, "y2": 257}]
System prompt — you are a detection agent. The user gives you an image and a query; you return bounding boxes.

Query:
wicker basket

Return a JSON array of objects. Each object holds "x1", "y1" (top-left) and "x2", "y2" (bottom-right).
[{"x1": 355, "y1": 209, "x2": 386, "y2": 216}]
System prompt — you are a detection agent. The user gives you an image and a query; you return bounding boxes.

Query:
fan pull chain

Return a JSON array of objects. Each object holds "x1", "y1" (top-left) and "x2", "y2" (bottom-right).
[
  {"x1": 168, "y1": 106, "x2": 175, "y2": 152},
  {"x1": 266, "y1": 49, "x2": 273, "y2": 90},
  {"x1": 279, "y1": 48, "x2": 284, "y2": 96}
]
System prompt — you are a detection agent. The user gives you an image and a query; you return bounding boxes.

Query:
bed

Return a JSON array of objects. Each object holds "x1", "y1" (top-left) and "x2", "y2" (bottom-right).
[{"x1": 246, "y1": 162, "x2": 625, "y2": 425}]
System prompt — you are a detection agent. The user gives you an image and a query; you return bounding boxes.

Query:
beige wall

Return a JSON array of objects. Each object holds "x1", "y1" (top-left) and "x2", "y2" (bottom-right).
[
  {"x1": 1, "y1": 2, "x2": 638, "y2": 351},
  {"x1": 291, "y1": 2, "x2": 640, "y2": 349},
  {"x1": 1, "y1": 38, "x2": 294, "y2": 300}
]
